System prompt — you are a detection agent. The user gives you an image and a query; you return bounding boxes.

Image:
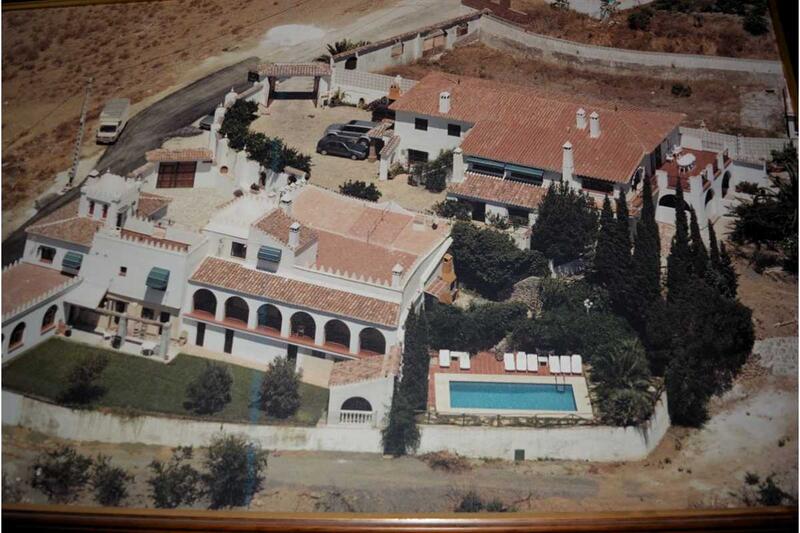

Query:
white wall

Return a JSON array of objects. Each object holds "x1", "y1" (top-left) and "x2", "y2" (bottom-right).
[
  {"x1": 23, "y1": 236, "x2": 91, "y2": 275},
  {"x1": 2, "y1": 291, "x2": 73, "y2": 362},
  {"x1": 2, "y1": 390, "x2": 670, "y2": 462},
  {"x1": 327, "y1": 375, "x2": 394, "y2": 427},
  {"x1": 394, "y1": 111, "x2": 472, "y2": 165}
]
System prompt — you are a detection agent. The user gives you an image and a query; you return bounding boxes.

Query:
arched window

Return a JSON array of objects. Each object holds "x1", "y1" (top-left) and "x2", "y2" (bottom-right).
[
  {"x1": 341, "y1": 397, "x2": 372, "y2": 411},
  {"x1": 9, "y1": 322, "x2": 25, "y2": 350},
  {"x1": 193, "y1": 289, "x2": 217, "y2": 318},
  {"x1": 359, "y1": 328, "x2": 386, "y2": 355},
  {"x1": 705, "y1": 188, "x2": 714, "y2": 206},
  {"x1": 224, "y1": 296, "x2": 249, "y2": 326},
  {"x1": 658, "y1": 194, "x2": 690, "y2": 210},
  {"x1": 722, "y1": 171, "x2": 731, "y2": 197},
  {"x1": 290, "y1": 312, "x2": 316, "y2": 340},
  {"x1": 257, "y1": 304, "x2": 282, "y2": 333},
  {"x1": 324, "y1": 319, "x2": 350, "y2": 349},
  {"x1": 41, "y1": 305, "x2": 58, "y2": 332}
]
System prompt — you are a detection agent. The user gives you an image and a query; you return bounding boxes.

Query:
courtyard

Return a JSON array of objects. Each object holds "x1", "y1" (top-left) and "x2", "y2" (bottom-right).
[{"x1": 249, "y1": 98, "x2": 446, "y2": 212}]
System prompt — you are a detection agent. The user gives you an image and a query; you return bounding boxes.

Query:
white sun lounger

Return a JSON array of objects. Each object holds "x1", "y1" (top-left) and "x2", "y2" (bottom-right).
[
  {"x1": 571, "y1": 354, "x2": 582, "y2": 375},
  {"x1": 548, "y1": 355, "x2": 560, "y2": 374},
  {"x1": 538, "y1": 355, "x2": 548, "y2": 371},
  {"x1": 515, "y1": 351, "x2": 527, "y2": 372},
  {"x1": 459, "y1": 352, "x2": 471, "y2": 370},
  {"x1": 560, "y1": 355, "x2": 571, "y2": 375},
  {"x1": 503, "y1": 352, "x2": 515, "y2": 371},
  {"x1": 527, "y1": 353, "x2": 538, "y2": 372},
  {"x1": 439, "y1": 349, "x2": 451, "y2": 368}
]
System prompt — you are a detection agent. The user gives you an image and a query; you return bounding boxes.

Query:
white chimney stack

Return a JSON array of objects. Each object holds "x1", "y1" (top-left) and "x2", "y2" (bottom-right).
[
  {"x1": 576, "y1": 108, "x2": 587, "y2": 130},
  {"x1": 562, "y1": 141, "x2": 574, "y2": 181},
  {"x1": 391, "y1": 263, "x2": 404, "y2": 289},
  {"x1": 280, "y1": 196, "x2": 292, "y2": 215},
  {"x1": 438, "y1": 91, "x2": 451, "y2": 114},
  {"x1": 589, "y1": 111, "x2": 600, "y2": 138},
  {"x1": 289, "y1": 221, "x2": 300, "y2": 249}
]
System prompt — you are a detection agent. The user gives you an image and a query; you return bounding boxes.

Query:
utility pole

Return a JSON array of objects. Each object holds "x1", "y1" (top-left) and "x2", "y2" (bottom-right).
[{"x1": 67, "y1": 77, "x2": 93, "y2": 188}]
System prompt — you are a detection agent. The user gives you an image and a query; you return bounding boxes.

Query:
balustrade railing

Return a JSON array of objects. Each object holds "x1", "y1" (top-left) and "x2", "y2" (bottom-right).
[{"x1": 339, "y1": 410, "x2": 374, "y2": 425}]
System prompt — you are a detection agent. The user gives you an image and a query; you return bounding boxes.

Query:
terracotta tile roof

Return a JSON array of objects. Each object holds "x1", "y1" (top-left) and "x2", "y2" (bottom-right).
[
  {"x1": 367, "y1": 121, "x2": 393, "y2": 138},
  {"x1": 329, "y1": 345, "x2": 401, "y2": 386},
  {"x1": 258, "y1": 62, "x2": 331, "y2": 77},
  {"x1": 657, "y1": 148, "x2": 720, "y2": 192},
  {"x1": 145, "y1": 148, "x2": 213, "y2": 162},
  {"x1": 380, "y1": 135, "x2": 400, "y2": 157},
  {"x1": 311, "y1": 229, "x2": 417, "y2": 285},
  {"x1": 331, "y1": 11, "x2": 483, "y2": 60},
  {"x1": 27, "y1": 203, "x2": 103, "y2": 247},
  {"x1": 424, "y1": 276, "x2": 450, "y2": 300},
  {"x1": 2, "y1": 262, "x2": 75, "y2": 317},
  {"x1": 190, "y1": 257, "x2": 400, "y2": 327},
  {"x1": 119, "y1": 229, "x2": 190, "y2": 252},
  {"x1": 449, "y1": 171, "x2": 547, "y2": 210},
  {"x1": 136, "y1": 192, "x2": 172, "y2": 218},
  {"x1": 253, "y1": 209, "x2": 318, "y2": 252},
  {"x1": 392, "y1": 73, "x2": 684, "y2": 184}
]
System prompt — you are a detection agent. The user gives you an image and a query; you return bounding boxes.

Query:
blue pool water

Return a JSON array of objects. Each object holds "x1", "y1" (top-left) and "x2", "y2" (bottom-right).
[{"x1": 449, "y1": 381, "x2": 577, "y2": 412}]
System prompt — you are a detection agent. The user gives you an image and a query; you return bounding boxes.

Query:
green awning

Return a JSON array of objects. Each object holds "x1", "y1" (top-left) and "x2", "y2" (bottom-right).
[
  {"x1": 465, "y1": 156, "x2": 505, "y2": 169},
  {"x1": 62, "y1": 251, "x2": 83, "y2": 270},
  {"x1": 257, "y1": 246, "x2": 282, "y2": 263},
  {"x1": 505, "y1": 165, "x2": 544, "y2": 177},
  {"x1": 146, "y1": 267, "x2": 170, "y2": 290}
]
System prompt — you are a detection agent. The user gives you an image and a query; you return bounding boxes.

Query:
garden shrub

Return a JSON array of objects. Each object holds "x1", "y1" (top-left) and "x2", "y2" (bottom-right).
[
  {"x1": 671, "y1": 83, "x2": 692, "y2": 97},
  {"x1": 184, "y1": 362, "x2": 233, "y2": 415},
  {"x1": 31, "y1": 446, "x2": 92, "y2": 503},
  {"x1": 147, "y1": 446, "x2": 203, "y2": 509},
  {"x1": 258, "y1": 356, "x2": 301, "y2": 419},
  {"x1": 203, "y1": 434, "x2": 269, "y2": 509},
  {"x1": 339, "y1": 180, "x2": 382, "y2": 202},
  {"x1": 58, "y1": 353, "x2": 109, "y2": 405},
  {"x1": 91, "y1": 454, "x2": 133, "y2": 506},
  {"x1": 432, "y1": 199, "x2": 471, "y2": 221}
]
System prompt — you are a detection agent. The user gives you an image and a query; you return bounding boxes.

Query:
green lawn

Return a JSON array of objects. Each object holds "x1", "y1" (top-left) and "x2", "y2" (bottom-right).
[{"x1": 2, "y1": 338, "x2": 328, "y2": 426}]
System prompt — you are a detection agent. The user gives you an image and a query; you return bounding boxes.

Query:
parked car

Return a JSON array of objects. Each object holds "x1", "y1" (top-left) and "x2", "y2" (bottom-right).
[
  {"x1": 324, "y1": 120, "x2": 378, "y2": 144},
  {"x1": 96, "y1": 98, "x2": 130, "y2": 144},
  {"x1": 316, "y1": 135, "x2": 369, "y2": 160},
  {"x1": 198, "y1": 114, "x2": 215, "y2": 131}
]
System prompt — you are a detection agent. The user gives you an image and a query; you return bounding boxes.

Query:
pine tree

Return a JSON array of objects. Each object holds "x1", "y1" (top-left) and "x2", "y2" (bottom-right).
[
  {"x1": 688, "y1": 208, "x2": 708, "y2": 279},
  {"x1": 592, "y1": 196, "x2": 617, "y2": 287},
  {"x1": 629, "y1": 177, "x2": 662, "y2": 332},
  {"x1": 666, "y1": 182, "x2": 694, "y2": 304}
]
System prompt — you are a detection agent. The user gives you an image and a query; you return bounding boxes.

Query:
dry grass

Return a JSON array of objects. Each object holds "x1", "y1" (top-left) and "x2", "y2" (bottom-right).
[
  {"x1": 1, "y1": 0, "x2": 388, "y2": 212},
  {"x1": 512, "y1": 0, "x2": 779, "y2": 60},
  {"x1": 419, "y1": 451, "x2": 473, "y2": 473},
  {"x1": 381, "y1": 42, "x2": 784, "y2": 137}
]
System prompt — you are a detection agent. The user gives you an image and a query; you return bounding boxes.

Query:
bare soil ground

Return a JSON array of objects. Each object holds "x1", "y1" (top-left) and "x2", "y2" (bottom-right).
[
  {"x1": 1, "y1": 0, "x2": 395, "y2": 211},
  {"x1": 2, "y1": 343, "x2": 795, "y2": 511},
  {"x1": 381, "y1": 42, "x2": 785, "y2": 137},
  {"x1": 512, "y1": 0, "x2": 779, "y2": 60},
  {"x1": 249, "y1": 98, "x2": 445, "y2": 211}
]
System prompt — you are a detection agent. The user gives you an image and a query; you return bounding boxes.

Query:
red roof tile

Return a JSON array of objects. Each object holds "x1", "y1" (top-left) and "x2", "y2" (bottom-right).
[
  {"x1": 27, "y1": 208, "x2": 103, "y2": 248},
  {"x1": 2, "y1": 262, "x2": 75, "y2": 317},
  {"x1": 258, "y1": 62, "x2": 331, "y2": 77},
  {"x1": 311, "y1": 229, "x2": 417, "y2": 284},
  {"x1": 253, "y1": 209, "x2": 318, "y2": 252},
  {"x1": 145, "y1": 148, "x2": 213, "y2": 162},
  {"x1": 449, "y1": 171, "x2": 547, "y2": 210},
  {"x1": 392, "y1": 73, "x2": 684, "y2": 184},
  {"x1": 329, "y1": 347, "x2": 401, "y2": 386},
  {"x1": 190, "y1": 257, "x2": 400, "y2": 327},
  {"x1": 136, "y1": 192, "x2": 172, "y2": 218}
]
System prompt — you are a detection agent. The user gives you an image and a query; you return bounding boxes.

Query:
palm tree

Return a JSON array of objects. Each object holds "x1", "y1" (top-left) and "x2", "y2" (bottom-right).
[
  {"x1": 590, "y1": 338, "x2": 654, "y2": 426},
  {"x1": 315, "y1": 39, "x2": 369, "y2": 63}
]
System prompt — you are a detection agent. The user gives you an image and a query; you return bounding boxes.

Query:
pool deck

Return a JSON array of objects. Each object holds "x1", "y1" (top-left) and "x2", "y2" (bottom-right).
[{"x1": 428, "y1": 352, "x2": 594, "y2": 418}]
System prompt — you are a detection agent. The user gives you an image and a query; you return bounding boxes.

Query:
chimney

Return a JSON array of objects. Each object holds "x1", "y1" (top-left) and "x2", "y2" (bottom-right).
[
  {"x1": 224, "y1": 87, "x2": 237, "y2": 108},
  {"x1": 388, "y1": 75, "x2": 402, "y2": 100},
  {"x1": 438, "y1": 91, "x2": 451, "y2": 114},
  {"x1": 589, "y1": 111, "x2": 600, "y2": 138},
  {"x1": 391, "y1": 263, "x2": 404, "y2": 289},
  {"x1": 288, "y1": 221, "x2": 300, "y2": 249},
  {"x1": 562, "y1": 141, "x2": 574, "y2": 181},
  {"x1": 576, "y1": 108, "x2": 587, "y2": 130},
  {"x1": 280, "y1": 196, "x2": 292, "y2": 215}
]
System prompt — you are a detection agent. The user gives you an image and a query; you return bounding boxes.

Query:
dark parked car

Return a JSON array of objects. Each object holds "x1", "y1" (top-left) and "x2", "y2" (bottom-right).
[
  {"x1": 198, "y1": 114, "x2": 215, "y2": 131},
  {"x1": 316, "y1": 135, "x2": 369, "y2": 160},
  {"x1": 324, "y1": 120, "x2": 378, "y2": 144}
]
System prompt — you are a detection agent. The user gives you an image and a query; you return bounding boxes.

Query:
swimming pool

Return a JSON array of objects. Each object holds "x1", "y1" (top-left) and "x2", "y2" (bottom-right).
[{"x1": 449, "y1": 381, "x2": 577, "y2": 412}]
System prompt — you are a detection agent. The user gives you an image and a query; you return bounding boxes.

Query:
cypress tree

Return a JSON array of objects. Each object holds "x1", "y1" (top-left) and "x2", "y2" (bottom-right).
[
  {"x1": 718, "y1": 243, "x2": 738, "y2": 299},
  {"x1": 688, "y1": 208, "x2": 708, "y2": 279},
  {"x1": 592, "y1": 196, "x2": 617, "y2": 287},
  {"x1": 708, "y1": 222, "x2": 721, "y2": 267},
  {"x1": 398, "y1": 310, "x2": 431, "y2": 410},
  {"x1": 630, "y1": 177, "x2": 662, "y2": 326},
  {"x1": 666, "y1": 182, "x2": 694, "y2": 304},
  {"x1": 616, "y1": 191, "x2": 631, "y2": 249}
]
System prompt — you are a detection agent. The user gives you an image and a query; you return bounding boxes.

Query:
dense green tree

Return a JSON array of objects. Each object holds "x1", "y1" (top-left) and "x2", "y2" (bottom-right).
[
  {"x1": 704, "y1": 223, "x2": 738, "y2": 300},
  {"x1": 718, "y1": 243, "x2": 738, "y2": 298},
  {"x1": 688, "y1": 208, "x2": 708, "y2": 279},
  {"x1": 412, "y1": 150, "x2": 453, "y2": 192},
  {"x1": 381, "y1": 386, "x2": 420, "y2": 456},
  {"x1": 58, "y1": 353, "x2": 109, "y2": 405},
  {"x1": 432, "y1": 199, "x2": 472, "y2": 220},
  {"x1": 31, "y1": 446, "x2": 93, "y2": 503},
  {"x1": 184, "y1": 362, "x2": 233, "y2": 415},
  {"x1": 629, "y1": 177, "x2": 662, "y2": 331},
  {"x1": 399, "y1": 310, "x2": 431, "y2": 409},
  {"x1": 258, "y1": 356, "x2": 301, "y2": 419},
  {"x1": 591, "y1": 197, "x2": 617, "y2": 284},
  {"x1": 666, "y1": 181, "x2": 694, "y2": 304},
  {"x1": 203, "y1": 434, "x2": 269, "y2": 509},
  {"x1": 425, "y1": 301, "x2": 527, "y2": 352},
  {"x1": 451, "y1": 221, "x2": 549, "y2": 300},
  {"x1": 531, "y1": 182, "x2": 598, "y2": 265},
  {"x1": 219, "y1": 100, "x2": 258, "y2": 151},
  {"x1": 91, "y1": 455, "x2": 133, "y2": 507},
  {"x1": 339, "y1": 180, "x2": 382, "y2": 202},
  {"x1": 147, "y1": 447, "x2": 203, "y2": 509}
]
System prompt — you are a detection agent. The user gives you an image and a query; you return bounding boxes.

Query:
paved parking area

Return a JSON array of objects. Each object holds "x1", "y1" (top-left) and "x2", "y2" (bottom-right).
[{"x1": 250, "y1": 99, "x2": 445, "y2": 212}]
